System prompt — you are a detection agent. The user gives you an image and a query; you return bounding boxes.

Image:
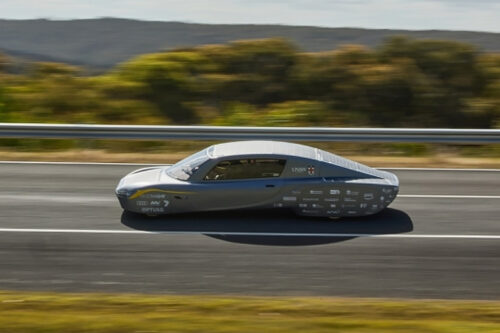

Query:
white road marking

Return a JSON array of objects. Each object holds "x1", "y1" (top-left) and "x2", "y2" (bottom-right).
[
  {"x1": 0, "y1": 194, "x2": 115, "y2": 204},
  {"x1": 0, "y1": 161, "x2": 499, "y2": 172},
  {"x1": 398, "y1": 194, "x2": 500, "y2": 199},
  {"x1": 0, "y1": 161, "x2": 164, "y2": 166},
  {"x1": 380, "y1": 167, "x2": 500, "y2": 172},
  {"x1": 0, "y1": 193, "x2": 498, "y2": 205},
  {"x1": 0, "y1": 227, "x2": 499, "y2": 239}
]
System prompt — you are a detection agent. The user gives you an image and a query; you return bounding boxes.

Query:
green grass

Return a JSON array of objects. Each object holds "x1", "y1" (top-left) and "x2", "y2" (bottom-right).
[{"x1": 1, "y1": 291, "x2": 499, "y2": 332}]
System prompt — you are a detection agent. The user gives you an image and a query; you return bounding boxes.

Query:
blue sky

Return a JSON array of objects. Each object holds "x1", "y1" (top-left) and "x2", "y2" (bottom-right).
[{"x1": 1, "y1": 0, "x2": 499, "y2": 32}]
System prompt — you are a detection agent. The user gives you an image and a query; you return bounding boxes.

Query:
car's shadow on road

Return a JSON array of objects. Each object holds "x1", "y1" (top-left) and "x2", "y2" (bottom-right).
[{"x1": 121, "y1": 208, "x2": 413, "y2": 246}]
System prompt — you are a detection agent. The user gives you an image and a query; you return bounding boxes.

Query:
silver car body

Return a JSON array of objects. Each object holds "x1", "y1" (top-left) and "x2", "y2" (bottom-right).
[{"x1": 116, "y1": 141, "x2": 399, "y2": 217}]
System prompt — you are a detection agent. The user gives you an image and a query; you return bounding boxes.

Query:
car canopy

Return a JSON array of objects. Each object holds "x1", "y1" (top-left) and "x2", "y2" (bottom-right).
[{"x1": 207, "y1": 141, "x2": 393, "y2": 180}]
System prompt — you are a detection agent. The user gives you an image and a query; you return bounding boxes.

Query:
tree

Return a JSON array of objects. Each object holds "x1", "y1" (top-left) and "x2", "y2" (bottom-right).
[
  {"x1": 378, "y1": 37, "x2": 490, "y2": 127},
  {"x1": 380, "y1": 37, "x2": 485, "y2": 94},
  {"x1": 116, "y1": 51, "x2": 210, "y2": 123},
  {"x1": 201, "y1": 39, "x2": 299, "y2": 105}
]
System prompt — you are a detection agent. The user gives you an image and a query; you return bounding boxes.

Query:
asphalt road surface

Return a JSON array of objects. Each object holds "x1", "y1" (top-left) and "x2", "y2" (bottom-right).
[{"x1": 0, "y1": 162, "x2": 499, "y2": 300}]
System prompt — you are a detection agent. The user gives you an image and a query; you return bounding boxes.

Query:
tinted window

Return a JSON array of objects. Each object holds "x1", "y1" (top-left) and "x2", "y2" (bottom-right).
[
  {"x1": 204, "y1": 159, "x2": 286, "y2": 180},
  {"x1": 166, "y1": 149, "x2": 209, "y2": 180}
]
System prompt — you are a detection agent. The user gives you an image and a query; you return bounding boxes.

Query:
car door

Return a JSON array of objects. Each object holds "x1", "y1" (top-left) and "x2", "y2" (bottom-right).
[{"x1": 192, "y1": 158, "x2": 286, "y2": 211}]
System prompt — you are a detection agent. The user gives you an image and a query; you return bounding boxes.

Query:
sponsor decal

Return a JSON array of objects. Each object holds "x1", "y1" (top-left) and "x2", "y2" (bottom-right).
[
  {"x1": 283, "y1": 196, "x2": 297, "y2": 201},
  {"x1": 329, "y1": 189, "x2": 340, "y2": 195},
  {"x1": 364, "y1": 193, "x2": 374, "y2": 200},
  {"x1": 136, "y1": 199, "x2": 169, "y2": 209},
  {"x1": 291, "y1": 167, "x2": 307, "y2": 173},
  {"x1": 301, "y1": 209, "x2": 319, "y2": 214},
  {"x1": 144, "y1": 194, "x2": 166, "y2": 199},
  {"x1": 360, "y1": 203, "x2": 368, "y2": 209},
  {"x1": 309, "y1": 190, "x2": 323, "y2": 195},
  {"x1": 140, "y1": 207, "x2": 165, "y2": 214},
  {"x1": 291, "y1": 166, "x2": 315, "y2": 176}
]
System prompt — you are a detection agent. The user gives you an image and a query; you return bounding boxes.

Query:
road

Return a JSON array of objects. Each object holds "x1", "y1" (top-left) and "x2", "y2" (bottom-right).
[{"x1": 0, "y1": 162, "x2": 499, "y2": 299}]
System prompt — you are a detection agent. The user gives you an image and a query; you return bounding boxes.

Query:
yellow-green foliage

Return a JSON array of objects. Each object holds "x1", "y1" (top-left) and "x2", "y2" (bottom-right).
[
  {"x1": 0, "y1": 291, "x2": 499, "y2": 333},
  {"x1": 0, "y1": 36, "x2": 499, "y2": 130},
  {"x1": 212, "y1": 100, "x2": 340, "y2": 127}
]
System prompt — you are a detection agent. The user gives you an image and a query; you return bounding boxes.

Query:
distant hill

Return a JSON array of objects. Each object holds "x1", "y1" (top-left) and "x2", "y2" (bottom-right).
[{"x1": 1, "y1": 18, "x2": 499, "y2": 68}]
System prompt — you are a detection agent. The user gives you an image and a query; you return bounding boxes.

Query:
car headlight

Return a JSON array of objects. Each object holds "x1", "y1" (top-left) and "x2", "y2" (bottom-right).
[{"x1": 116, "y1": 188, "x2": 134, "y2": 197}]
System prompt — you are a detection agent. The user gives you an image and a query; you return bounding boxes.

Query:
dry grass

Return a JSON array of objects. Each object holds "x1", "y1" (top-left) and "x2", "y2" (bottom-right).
[
  {"x1": 0, "y1": 291, "x2": 499, "y2": 333},
  {"x1": 0, "y1": 149, "x2": 499, "y2": 168}
]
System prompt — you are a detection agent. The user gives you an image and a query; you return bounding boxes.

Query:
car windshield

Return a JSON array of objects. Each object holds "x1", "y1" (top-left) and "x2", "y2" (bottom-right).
[{"x1": 166, "y1": 149, "x2": 210, "y2": 180}]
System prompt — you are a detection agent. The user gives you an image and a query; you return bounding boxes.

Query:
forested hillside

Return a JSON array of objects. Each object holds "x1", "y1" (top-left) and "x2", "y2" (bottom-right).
[
  {"x1": 0, "y1": 37, "x2": 498, "y2": 130},
  {"x1": 1, "y1": 18, "x2": 499, "y2": 68}
]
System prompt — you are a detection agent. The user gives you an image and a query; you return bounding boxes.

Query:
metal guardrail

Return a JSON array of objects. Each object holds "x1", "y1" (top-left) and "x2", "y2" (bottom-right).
[{"x1": 0, "y1": 123, "x2": 499, "y2": 143}]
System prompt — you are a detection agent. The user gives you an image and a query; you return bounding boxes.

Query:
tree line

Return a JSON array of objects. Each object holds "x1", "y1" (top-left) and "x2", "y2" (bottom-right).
[{"x1": 0, "y1": 36, "x2": 499, "y2": 129}]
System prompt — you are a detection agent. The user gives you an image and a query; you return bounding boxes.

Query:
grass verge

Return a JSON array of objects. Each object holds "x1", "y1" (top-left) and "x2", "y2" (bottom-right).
[
  {"x1": 0, "y1": 149, "x2": 499, "y2": 168},
  {"x1": 1, "y1": 291, "x2": 499, "y2": 332}
]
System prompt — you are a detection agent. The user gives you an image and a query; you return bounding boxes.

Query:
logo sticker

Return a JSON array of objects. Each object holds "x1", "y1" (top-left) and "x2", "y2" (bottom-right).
[
  {"x1": 307, "y1": 166, "x2": 315, "y2": 176},
  {"x1": 364, "y1": 193, "x2": 374, "y2": 200}
]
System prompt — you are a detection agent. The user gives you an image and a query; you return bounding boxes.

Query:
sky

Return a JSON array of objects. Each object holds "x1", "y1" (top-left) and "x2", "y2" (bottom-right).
[{"x1": 1, "y1": 0, "x2": 499, "y2": 32}]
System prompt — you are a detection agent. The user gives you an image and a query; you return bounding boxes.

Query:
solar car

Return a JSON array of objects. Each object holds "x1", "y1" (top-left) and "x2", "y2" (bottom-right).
[{"x1": 116, "y1": 141, "x2": 399, "y2": 217}]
